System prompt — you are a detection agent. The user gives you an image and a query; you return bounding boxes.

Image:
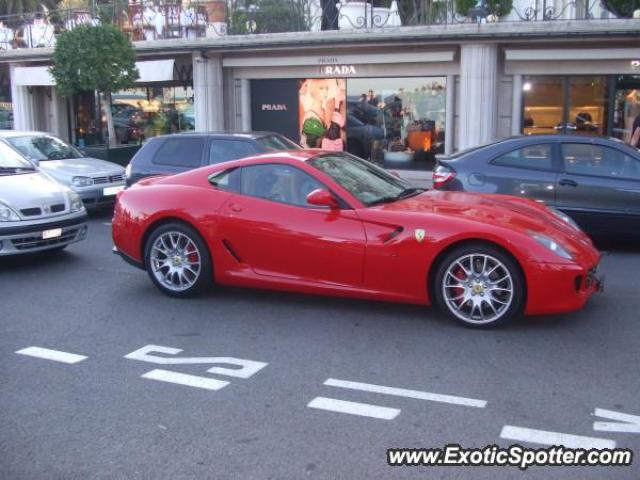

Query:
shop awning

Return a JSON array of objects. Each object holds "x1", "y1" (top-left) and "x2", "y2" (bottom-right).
[
  {"x1": 12, "y1": 66, "x2": 55, "y2": 86},
  {"x1": 505, "y1": 48, "x2": 640, "y2": 61},
  {"x1": 136, "y1": 59, "x2": 175, "y2": 83},
  {"x1": 11, "y1": 59, "x2": 175, "y2": 87}
]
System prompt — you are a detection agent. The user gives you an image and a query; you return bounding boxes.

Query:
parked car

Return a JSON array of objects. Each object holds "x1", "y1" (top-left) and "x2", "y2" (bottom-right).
[
  {"x1": 0, "y1": 131, "x2": 126, "y2": 210},
  {"x1": 124, "y1": 132, "x2": 300, "y2": 186},
  {"x1": 0, "y1": 139, "x2": 87, "y2": 256},
  {"x1": 112, "y1": 150, "x2": 602, "y2": 328},
  {"x1": 433, "y1": 135, "x2": 640, "y2": 237}
]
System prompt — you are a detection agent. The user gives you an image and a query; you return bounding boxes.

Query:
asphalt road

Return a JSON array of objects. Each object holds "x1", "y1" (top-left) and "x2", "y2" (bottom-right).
[{"x1": 1, "y1": 211, "x2": 639, "y2": 480}]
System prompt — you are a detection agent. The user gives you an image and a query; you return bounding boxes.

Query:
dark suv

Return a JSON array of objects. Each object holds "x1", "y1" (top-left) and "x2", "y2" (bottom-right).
[{"x1": 125, "y1": 132, "x2": 300, "y2": 186}]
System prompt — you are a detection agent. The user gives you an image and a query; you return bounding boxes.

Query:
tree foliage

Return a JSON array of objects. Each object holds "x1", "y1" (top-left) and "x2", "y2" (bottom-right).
[
  {"x1": 50, "y1": 24, "x2": 138, "y2": 97},
  {"x1": 1, "y1": 0, "x2": 59, "y2": 17},
  {"x1": 602, "y1": 0, "x2": 639, "y2": 17}
]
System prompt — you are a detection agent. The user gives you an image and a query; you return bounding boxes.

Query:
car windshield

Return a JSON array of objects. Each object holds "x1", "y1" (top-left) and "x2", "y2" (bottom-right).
[
  {"x1": 0, "y1": 141, "x2": 36, "y2": 174},
  {"x1": 7, "y1": 135, "x2": 83, "y2": 161},
  {"x1": 308, "y1": 153, "x2": 422, "y2": 206},
  {"x1": 257, "y1": 135, "x2": 301, "y2": 151}
]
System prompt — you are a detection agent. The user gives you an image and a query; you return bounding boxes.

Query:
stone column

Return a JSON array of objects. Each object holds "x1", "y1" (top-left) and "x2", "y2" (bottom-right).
[
  {"x1": 445, "y1": 74, "x2": 455, "y2": 155},
  {"x1": 240, "y1": 78, "x2": 251, "y2": 132},
  {"x1": 47, "y1": 88, "x2": 70, "y2": 141},
  {"x1": 9, "y1": 63, "x2": 36, "y2": 131},
  {"x1": 192, "y1": 51, "x2": 224, "y2": 132},
  {"x1": 458, "y1": 43, "x2": 499, "y2": 150},
  {"x1": 511, "y1": 74, "x2": 523, "y2": 136}
]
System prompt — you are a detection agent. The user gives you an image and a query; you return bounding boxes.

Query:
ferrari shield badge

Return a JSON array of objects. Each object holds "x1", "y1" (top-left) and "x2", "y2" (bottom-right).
[{"x1": 414, "y1": 229, "x2": 426, "y2": 243}]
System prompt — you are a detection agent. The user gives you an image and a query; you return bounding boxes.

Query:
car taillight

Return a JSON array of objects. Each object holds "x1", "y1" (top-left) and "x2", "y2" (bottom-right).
[{"x1": 432, "y1": 164, "x2": 456, "y2": 189}]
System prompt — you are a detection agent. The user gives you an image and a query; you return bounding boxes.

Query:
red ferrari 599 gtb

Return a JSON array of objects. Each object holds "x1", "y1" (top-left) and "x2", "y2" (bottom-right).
[{"x1": 112, "y1": 151, "x2": 603, "y2": 328}]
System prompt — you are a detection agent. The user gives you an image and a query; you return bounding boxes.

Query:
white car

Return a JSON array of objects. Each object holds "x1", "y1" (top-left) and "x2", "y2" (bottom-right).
[
  {"x1": 0, "y1": 140, "x2": 87, "y2": 256},
  {"x1": 0, "y1": 131, "x2": 125, "y2": 210}
]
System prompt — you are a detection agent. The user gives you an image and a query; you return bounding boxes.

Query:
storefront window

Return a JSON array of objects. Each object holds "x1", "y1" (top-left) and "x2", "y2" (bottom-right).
[
  {"x1": 251, "y1": 77, "x2": 446, "y2": 170},
  {"x1": 568, "y1": 76, "x2": 607, "y2": 136},
  {"x1": 110, "y1": 86, "x2": 194, "y2": 145},
  {"x1": 346, "y1": 77, "x2": 446, "y2": 170},
  {"x1": 523, "y1": 76, "x2": 564, "y2": 135},
  {"x1": 612, "y1": 75, "x2": 640, "y2": 144},
  {"x1": 71, "y1": 85, "x2": 194, "y2": 147},
  {"x1": 523, "y1": 75, "x2": 608, "y2": 136},
  {"x1": 0, "y1": 66, "x2": 13, "y2": 130}
]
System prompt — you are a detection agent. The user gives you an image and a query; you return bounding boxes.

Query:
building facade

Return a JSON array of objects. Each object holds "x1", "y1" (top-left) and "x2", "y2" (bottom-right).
[{"x1": 0, "y1": 3, "x2": 638, "y2": 181}]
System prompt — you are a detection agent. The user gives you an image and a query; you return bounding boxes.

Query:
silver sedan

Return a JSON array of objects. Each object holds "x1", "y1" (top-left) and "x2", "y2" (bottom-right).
[
  {"x1": 0, "y1": 140, "x2": 87, "y2": 256},
  {"x1": 0, "y1": 131, "x2": 125, "y2": 210}
]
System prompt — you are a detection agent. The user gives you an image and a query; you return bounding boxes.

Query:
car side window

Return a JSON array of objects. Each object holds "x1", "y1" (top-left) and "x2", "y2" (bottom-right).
[
  {"x1": 241, "y1": 164, "x2": 325, "y2": 208},
  {"x1": 209, "y1": 140, "x2": 258, "y2": 164},
  {"x1": 209, "y1": 168, "x2": 242, "y2": 192},
  {"x1": 562, "y1": 143, "x2": 640, "y2": 180},
  {"x1": 153, "y1": 137, "x2": 205, "y2": 167},
  {"x1": 492, "y1": 144, "x2": 553, "y2": 171}
]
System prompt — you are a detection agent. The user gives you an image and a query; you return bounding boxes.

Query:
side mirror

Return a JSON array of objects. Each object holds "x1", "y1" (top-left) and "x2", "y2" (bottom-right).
[{"x1": 306, "y1": 188, "x2": 339, "y2": 209}]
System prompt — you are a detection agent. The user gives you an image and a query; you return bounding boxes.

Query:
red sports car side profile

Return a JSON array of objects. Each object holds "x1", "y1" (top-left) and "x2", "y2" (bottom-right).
[{"x1": 112, "y1": 151, "x2": 603, "y2": 328}]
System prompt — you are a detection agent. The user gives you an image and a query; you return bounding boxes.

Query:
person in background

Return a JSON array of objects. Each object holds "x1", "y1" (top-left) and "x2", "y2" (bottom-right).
[
  {"x1": 321, "y1": 111, "x2": 345, "y2": 152},
  {"x1": 630, "y1": 113, "x2": 640, "y2": 148}
]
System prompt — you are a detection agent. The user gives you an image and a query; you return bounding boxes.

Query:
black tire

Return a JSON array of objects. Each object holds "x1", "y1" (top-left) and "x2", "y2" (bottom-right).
[
  {"x1": 432, "y1": 243, "x2": 525, "y2": 328},
  {"x1": 143, "y1": 222, "x2": 212, "y2": 298}
]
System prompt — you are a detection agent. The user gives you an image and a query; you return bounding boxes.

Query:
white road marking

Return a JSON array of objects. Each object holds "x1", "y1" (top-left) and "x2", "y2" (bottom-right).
[
  {"x1": 15, "y1": 346, "x2": 87, "y2": 364},
  {"x1": 500, "y1": 425, "x2": 616, "y2": 449},
  {"x1": 307, "y1": 396, "x2": 401, "y2": 420},
  {"x1": 103, "y1": 222, "x2": 112, "y2": 226},
  {"x1": 141, "y1": 369, "x2": 230, "y2": 391},
  {"x1": 124, "y1": 345, "x2": 268, "y2": 378},
  {"x1": 593, "y1": 408, "x2": 640, "y2": 434},
  {"x1": 324, "y1": 378, "x2": 487, "y2": 408}
]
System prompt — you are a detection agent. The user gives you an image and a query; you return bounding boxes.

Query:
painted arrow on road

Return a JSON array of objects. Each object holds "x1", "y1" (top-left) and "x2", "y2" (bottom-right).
[{"x1": 593, "y1": 408, "x2": 640, "y2": 434}]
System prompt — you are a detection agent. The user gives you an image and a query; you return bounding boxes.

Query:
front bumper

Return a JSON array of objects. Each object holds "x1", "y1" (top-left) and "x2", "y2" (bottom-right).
[
  {"x1": 75, "y1": 183, "x2": 125, "y2": 209},
  {"x1": 0, "y1": 213, "x2": 88, "y2": 256},
  {"x1": 525, "y1": 261, "x2": 603, "y2": 315}
]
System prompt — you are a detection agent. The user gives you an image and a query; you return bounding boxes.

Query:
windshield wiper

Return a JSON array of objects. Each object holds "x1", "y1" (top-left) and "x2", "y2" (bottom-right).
[
  {"x1": 396, "y1": 187, "x2": 425, "y2": 199},
  {"x1": 0, "y1": 166, "x2": 35, "y2": 173},
  {"x1": 368, "y1": 195, "x2": 402, "y2": 206},
  {"x1": 368, "y1": 187, "x2": 425, "y2": 206}
]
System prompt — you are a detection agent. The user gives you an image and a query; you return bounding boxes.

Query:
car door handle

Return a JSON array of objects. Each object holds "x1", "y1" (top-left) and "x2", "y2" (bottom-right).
[
  {"x1": 228, "y1": 203, "x2": 242, "y2": 213},
  {"x1": 558, "y1": 179, "x2": 579, "y2": 187}
]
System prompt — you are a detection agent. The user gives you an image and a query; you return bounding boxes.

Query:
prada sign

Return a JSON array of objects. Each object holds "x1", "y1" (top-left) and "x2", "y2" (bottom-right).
[
  {"x1": 261, "y1": 104, "x2": 288, "y2": 111},
  {"x1": 319, "y1": 65, "x2": 357, "y2": 76}
]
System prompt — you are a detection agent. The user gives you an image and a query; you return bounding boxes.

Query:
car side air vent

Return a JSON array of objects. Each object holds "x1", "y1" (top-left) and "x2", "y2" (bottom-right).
[{"x1": 222, "y1": 240, "x2": 243, "y2": 263}]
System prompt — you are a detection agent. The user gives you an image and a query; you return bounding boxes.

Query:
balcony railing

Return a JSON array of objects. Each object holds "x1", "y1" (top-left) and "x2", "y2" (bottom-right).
[{"x1": 0, "y1": 0, "x2": 635, "y2": 51}]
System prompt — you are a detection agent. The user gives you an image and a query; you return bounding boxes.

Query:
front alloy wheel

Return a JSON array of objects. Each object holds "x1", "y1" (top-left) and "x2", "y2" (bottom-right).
[
  {"x1": 434, "y1": 245, "x2": 524, "y2": 328},
  {"x1": 145, "y1": 223, "x2": 212, "y2": 297}
]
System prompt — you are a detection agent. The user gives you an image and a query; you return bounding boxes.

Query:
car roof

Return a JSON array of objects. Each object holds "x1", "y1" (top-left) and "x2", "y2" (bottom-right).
[
  {"x1": 0, "y1": 130, "x2": 54, "y2": 138},
  {"x1": 149, "y1": 131, "x2": 285, "y2": 140}
]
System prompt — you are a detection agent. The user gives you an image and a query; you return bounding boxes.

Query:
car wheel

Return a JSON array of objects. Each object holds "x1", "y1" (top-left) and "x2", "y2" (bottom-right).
[
  {"x1": 144, "y1": 222, "x2": 212, "y2": 298},
  {"x1": 433, "y1": 244, "x2": 525, "y2": 328}
]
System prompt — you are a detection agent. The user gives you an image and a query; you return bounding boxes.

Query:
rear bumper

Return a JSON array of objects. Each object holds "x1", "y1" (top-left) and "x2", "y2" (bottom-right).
[
  {"x1": 0, "y1": 213, "x2": 88, "y2": 256},
  {"x1": 525, "y1": 261, "x2": 602, "y2": 315}
]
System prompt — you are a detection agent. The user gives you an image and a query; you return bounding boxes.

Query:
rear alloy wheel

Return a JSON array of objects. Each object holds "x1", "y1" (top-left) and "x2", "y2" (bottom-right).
[
  {"x1": 144, "y1": 223, "x2": 212, "y2": 297},
  {"x1": 434, "y1": 245, "x2": 524, "y2": 328}
]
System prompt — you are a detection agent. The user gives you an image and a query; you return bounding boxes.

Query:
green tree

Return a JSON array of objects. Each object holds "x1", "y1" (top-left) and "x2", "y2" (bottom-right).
[{"x1": 50, "y1": 24, "x2": 138, "y2": 147}]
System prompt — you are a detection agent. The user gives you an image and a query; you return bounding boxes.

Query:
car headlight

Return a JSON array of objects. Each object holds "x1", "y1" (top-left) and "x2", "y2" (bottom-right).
[
  {"x1": 529, "y1": 232, "x2": 573, "y2": 260},
  {"x1": 72, "y1": 176, "x2": 94, "y2": 187},
  {"x1": 0, "y1": 202, "x2": 20, "y2": 222},
  {"x1": 548, "y1": 207, "x2": 580, "y2": 230},
  {"x1": 68, "y1": 191, "x2": 85, "y2": 213}
]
